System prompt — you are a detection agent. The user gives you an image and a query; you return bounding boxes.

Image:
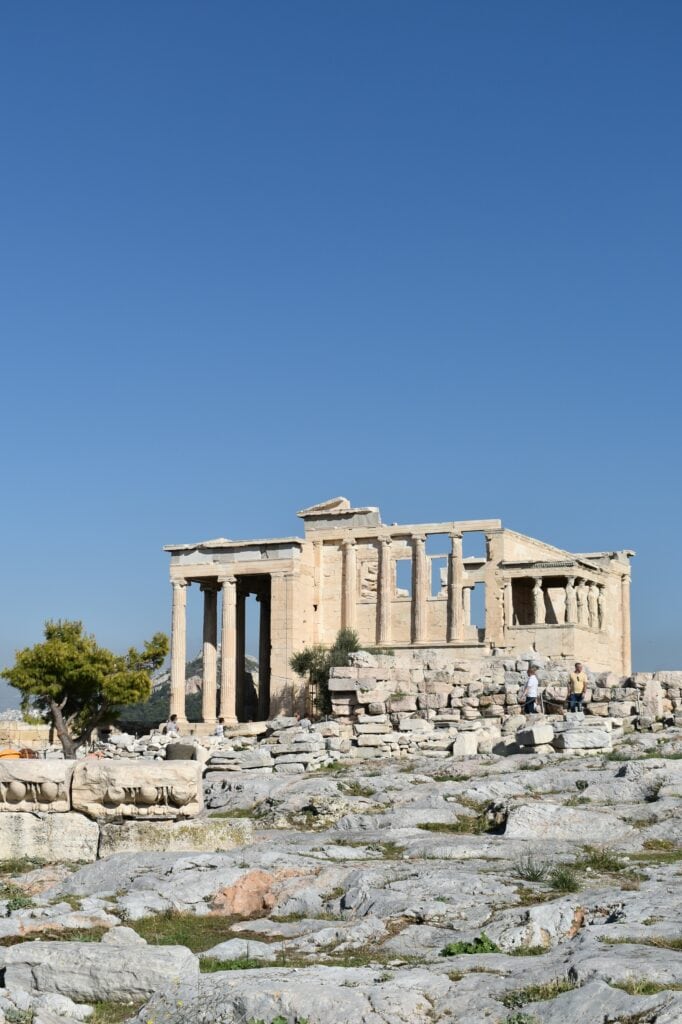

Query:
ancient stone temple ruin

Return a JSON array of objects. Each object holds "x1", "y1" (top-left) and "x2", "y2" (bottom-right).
[{"x1": 165, "y1": 498, "x2": 634, "y2": 725}]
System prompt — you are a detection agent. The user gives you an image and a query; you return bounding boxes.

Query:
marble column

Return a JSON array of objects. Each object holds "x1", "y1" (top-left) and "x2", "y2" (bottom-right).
[
  {"x1": 377, "y1": 537, "x2": 392, "y2": 645},
  {"x1": 342, "y1": 539, "x2": 357, "y2": 631},
  {"x1": 621, "y1": 573, "x2": 632, "y2": 675},
  {"x1": 256, "y1": 592, "x2": 271, "y2": 721},
  {"x1": 170, "y1": 580, "x2": 188, "y2": 722},
  {"x1": 532, "y1": 578, "x2": 545, "y2": 625},
  {"x1": 484, "y1": 532, "x2": 504, "y2": 646},
  {"x1": 565, "y1": 577, "x2": 577, "y2": 624},
  {"x1": 411, "y1": 534, "x2": 427, "y2": 643},
  {"x1": 312, "y1": 539, "x2": 323, "y2": 642},
  {"x1": 446, "y1": 532, "x2": 463, "y2": 642},
  {"x1": 219, "y1": 576, "x2": 237, "y2": 724},
  {"x1": 462, "y1": 584, "x2": 473, "y2": 629},
  {"x1": 201, "y1": 583, "x2": 218, "y2": 724}
]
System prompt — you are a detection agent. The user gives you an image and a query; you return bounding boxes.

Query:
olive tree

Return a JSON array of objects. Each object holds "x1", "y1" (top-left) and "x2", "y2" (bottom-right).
[{"x1": 2, "y1": 620, "x2": 168, "y2": 758}]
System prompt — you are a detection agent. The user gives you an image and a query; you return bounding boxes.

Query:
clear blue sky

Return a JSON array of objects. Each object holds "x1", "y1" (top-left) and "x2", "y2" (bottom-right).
[{"x1": 1, "y1": 1, "x2": 681, "y2": 708}]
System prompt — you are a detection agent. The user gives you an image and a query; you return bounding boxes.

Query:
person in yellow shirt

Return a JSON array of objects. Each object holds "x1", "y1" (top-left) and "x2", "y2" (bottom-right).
[{"x1": 568, "y1": 662, "x2": 588, "y2": 712}]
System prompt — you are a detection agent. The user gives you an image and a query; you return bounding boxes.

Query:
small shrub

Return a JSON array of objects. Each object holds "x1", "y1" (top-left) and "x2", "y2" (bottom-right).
[
  {"x1": 508, "y1": 945, "x2": 550, "y2": 956},
  {"x1": 501, "y1": 1014, "x2": 540, "y2": 1024},
  {"x1": 201, "y1": 956, "x2": 269, "y2": 972},
  {"x1": 440, "y1": 932, "x2": 500, "y2": 956},
  {"x1": 578, "y1": 846, "x2": 626, "y2": 872},
  {"x1": 5, "y1": 1010, "x2": 35, "y2": 1024},
  {"x1": 575, "y1": 779, "x2": 589, "y2": 792},
  {"x1": 512, "y1": 854, "x2": 550, "y2": 882},
  {"x1": 502, "y1": 977, "x2": 578, "y2": 1008},
  {"x1": 338, "y1": 781, "x2": 375, "y2": 798},
  {"x1": 611, "y1": 978, "x2": 682, "y2": 996},
  {"x1": 1, "y1": 884, "x2": 34, "y2": 913},
  {"x1": 548, "y1": 866, "x2": 580, "y2": 893}
]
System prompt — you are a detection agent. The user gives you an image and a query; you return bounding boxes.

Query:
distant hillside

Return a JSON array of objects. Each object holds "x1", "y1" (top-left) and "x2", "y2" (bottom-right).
[{"x1": 117, "y1": 653, "x2": 258, "y2": 732}]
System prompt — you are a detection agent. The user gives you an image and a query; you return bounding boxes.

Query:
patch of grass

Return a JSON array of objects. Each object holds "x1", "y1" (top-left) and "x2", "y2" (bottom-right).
[
  {"x1": 547, "y1": 866, "x2": 580, "y2": 893},
  {"x1": 314, "y1": 761, "x2": 346, "y2": 773},
  {"x1": 5, "y1": 1010, "x2": 35, "y2": 1024},
  {"x1": 630, "y1": 839, "x2": 682, "y2": 866},
  {"x1": 0, "y1": 926, "x2": 108, "y2": 948},
  {"x1": 0, "y1": 883, "x2": 34, "y2": 912},
  {"x1": 209, "y1": 807, "x2": 256, "y2": 818},
  {"x1": 518, "y1": 762, "x2": 544, "y2": 771},
  {"x1": 433, "y1": 773, "x2": 470, "y2": 783},
  {"x1": 512, "y1": 854, "x2": 550, "y2": 882},
  {"x1": 338, "y1": 781, "x2": 376, "y2": 797},
  {"x1": 610, "y1": 978, "x2": 682, "y2": 995},
  {"x1": 502, "y1": 977, "x2": 578, "y2": 1008},
  {"x1": 501, "y1": 1015, "x2": 540, "y2": 1024},
  {"x1": 440, "y1": 932, "x2": 500, "y2": 956},
  {"x1": 418, "y1": 799, "x2": 501, "y2": 836},
  {"x1": 601, "y1": 935, "x2": 682, "y2": 951},
  {"x1": 334, "y1": 839, "x2": 405, "y2": 859},
  {"x1": 576, "y1": 846, "x2": 626, "y2": 872},
  {"x1": 130, "y1": 910, "x2": 244, "y2": 952},
  {"x1": 515, "y1": 886, "x2": 556, "y2": 907},
  {"x1": 0, "y1": 858, "x2": 47, "y2": 877},
  {"x1": 90, "y1": 1002, "x2": 145, "y2": 1024},
  {"x1": 201, "y1": 955, "x2": 273, "y2": 972},
  {"x1": 507, "y1": 945, "x2": 550, "y2": 956},
  {"x1": 321, "y1": 886, "x2": 345, "y2": 902},
  {"x1": 564, "y1": 795, "x2": 590, "y2": 807}
]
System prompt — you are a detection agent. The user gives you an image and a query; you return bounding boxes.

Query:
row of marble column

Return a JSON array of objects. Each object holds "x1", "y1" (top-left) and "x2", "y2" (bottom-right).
[
  {"x1": 340, "y1": 532, "x2": 473, "y2": 645},
  {"x1": 521, "y1": 576, "x2": 605, "y2": 628},
  {"x1": 170, "y1": 578, "x2": 238, "y2": 725}
]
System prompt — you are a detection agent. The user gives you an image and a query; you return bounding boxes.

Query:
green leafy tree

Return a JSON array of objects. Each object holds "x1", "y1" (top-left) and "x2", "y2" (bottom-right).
[
  {"x1": 2, "y1": 620, "x2": 168, "y2": 758},
  {"x1": 290, "y1": 627, "x2": 360, "y2": 715}
]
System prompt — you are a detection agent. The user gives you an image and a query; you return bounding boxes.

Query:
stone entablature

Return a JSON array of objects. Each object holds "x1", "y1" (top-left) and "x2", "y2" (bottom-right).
[{"x1": 164, "y1": 497, "x2": 634, "y2": 723}]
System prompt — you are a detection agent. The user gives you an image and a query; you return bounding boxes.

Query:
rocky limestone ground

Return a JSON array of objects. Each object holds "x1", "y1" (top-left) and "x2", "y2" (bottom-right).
[{"x1": 2, "y1": 730, "x2": 682, "y2": 1024}]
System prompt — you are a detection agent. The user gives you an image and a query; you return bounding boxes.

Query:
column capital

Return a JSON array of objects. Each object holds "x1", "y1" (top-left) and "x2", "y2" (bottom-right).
[
  {"x1": 342, "y1": 537, "x2": 357, "y2": 549},
  {"x1": 218, "y1": 575, "x2": 237, "y2": 586},
  {"x1": 449, "y1": 530, "x2": 462, "y2": 541},
  {"x1": 171, "y1": 578, "x2": 188, "y2": 589},
  {"x1": 200, "y1": 580, "x2": 219, "y2": 593},
  {"x1": 411, "y1": 533, "x2": 426, "y2": 545}
]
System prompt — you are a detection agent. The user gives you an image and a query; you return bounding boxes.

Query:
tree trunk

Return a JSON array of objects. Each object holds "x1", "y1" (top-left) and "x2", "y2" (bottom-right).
[{"x1": 49, "y1": 700, "x2": 78, "y2": 759}]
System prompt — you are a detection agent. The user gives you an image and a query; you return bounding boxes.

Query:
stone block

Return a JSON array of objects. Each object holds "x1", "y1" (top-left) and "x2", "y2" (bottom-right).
[
  {"x1": 99, "y1": 817, "x2": 253, "y2": 856},
  {"x1": 387, "y1": 696, "x2": 418, "y2": 712},
  {"x1": 71, "y1": 761, "x2": 202, "y2": 820},
  {"x1": 328, "y1": 678, "x2": 358, "y2": 692},
  {"x1": 451, "y1": 733, "x2": 478, "y2": 757},
  {"x1": 516, "y1": 724, "x2": 555, "y2": 747},
  {"x1": 356, "y1": 734, "x2": 390, "y2": 746},
  {"x1": 0, "y1": 811, "x2": 99, "y2": 862},
  {"x1": 0, "y1": 761, "x2": 72, "y2": 813},
  {"x1": 4, "y1": 940, "x2": 199, "y2": 1002},
  {"x1": 552, "y1": 728, "x2": 611, "y2": 750},
  {"x1": 397, "y1": 717, "x2": 432, "y2": 732}
]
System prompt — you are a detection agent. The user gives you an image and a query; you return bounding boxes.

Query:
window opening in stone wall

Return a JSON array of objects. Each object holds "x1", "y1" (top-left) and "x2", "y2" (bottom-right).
[
  {"x1": 430, "y1": 557, "x2": 448, "y2": 597},
  {"x1": 543, "y1": 576, "x2": 566, "y2": 625},
  {"x1": 462, "y1": 532, "x2": 486, "y2": 560},
  {"x1": 511, "y1": 578, "x2": 534, "y2": 625},
  {"x1": 470, "y1": 582, "x2": 486, "y2": 637},
  {"x1": 395, "y1": 558, "x2": 412, "y2": 598}
]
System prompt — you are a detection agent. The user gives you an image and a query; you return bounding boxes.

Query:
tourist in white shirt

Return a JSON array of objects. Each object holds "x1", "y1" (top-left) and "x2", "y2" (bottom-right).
[
  {"x1": 521, "y1": 666, "x2": 539, "y2": 715},
  {"x1": 213, "y1": 717, "x2": 226, "y2": 738}
]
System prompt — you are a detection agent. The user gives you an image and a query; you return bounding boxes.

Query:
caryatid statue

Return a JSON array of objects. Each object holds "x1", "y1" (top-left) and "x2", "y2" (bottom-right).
[{"x1": 588, "y1": 582, "x2": 599, "y2": 629}]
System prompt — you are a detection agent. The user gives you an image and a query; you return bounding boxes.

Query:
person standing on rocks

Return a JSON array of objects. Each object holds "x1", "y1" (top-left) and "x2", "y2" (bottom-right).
[
  {"x1": 213, "y1": 717, "x2": 225, "y2": 738},
  {"x1": 568, "y1": 662, "x2": 588, "y2": 712},
  {"x1": 521, "y1": 666, "x2": 540, "y2": 715}
]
